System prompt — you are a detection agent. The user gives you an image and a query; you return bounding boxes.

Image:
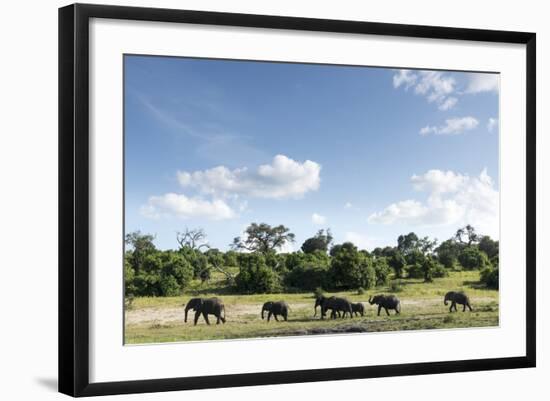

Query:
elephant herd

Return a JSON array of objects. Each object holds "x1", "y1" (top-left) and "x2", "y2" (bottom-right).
[{"x1": 183, "y1": 291, "x2": 473, "y2": 326}]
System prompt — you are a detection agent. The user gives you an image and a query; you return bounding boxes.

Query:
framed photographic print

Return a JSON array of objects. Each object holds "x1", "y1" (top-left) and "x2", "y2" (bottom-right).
[{"x1": 58, "y1": 3, "x2": 536, "y2": 397}]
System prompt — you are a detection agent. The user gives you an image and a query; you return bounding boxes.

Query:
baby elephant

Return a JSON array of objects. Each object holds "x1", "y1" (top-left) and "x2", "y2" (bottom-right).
[
  {"x1": 261, "y1": 301, "x2": 289, "y2": 322},
  {"x1": 369, "y1": 295, "x2": 401, "y2": 316},
  {"x1": 444, "y1": 291, "x2": 473, "y2": 312},
  {"x1": 351, "y1": 302, "x2": 365, "y2": 317}
]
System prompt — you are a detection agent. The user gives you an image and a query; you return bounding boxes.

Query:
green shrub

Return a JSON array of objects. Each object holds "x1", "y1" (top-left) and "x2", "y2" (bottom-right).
[
  {"x1": 458, "y1": 246, "x2": 490, "y2": 270},
  {"x1": 373, "y1": 257, "x2": 392, "y2": 286},
  {"x1": 235, "y1": 253, "x2": 282, "y2": 293},
  {"x1": 284, "y1": 265, "x2": 329, "y2": 291},
  {"x1": 407, "y1": 263, "x2": 424, "y2": 279},
  {"x1": 128, "y1": 250, "x2": 193, "y2": 296},
  {"x1": 329, "y1": 242, "x2": 376, "y2": 289},
  {"x1": 389, "y1": 281, "x2": 403, "y2": 293},
  {"x1": 480, "y1": 266, "x2": 499, "y2": 289},
  {"x1": 432, "y1": 262, "x2": 449, "y2": 278}
]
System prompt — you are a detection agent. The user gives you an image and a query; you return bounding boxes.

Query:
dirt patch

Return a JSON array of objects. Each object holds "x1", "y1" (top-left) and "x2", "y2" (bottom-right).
[{"x1": 126, "y1": 302, "x2": 312, "y2": 326}]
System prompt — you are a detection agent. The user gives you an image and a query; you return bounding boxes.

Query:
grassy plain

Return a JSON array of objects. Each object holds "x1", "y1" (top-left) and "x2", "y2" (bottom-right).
[{"x1": 124, "y1": 270, "x2": 498, "y2": 344}]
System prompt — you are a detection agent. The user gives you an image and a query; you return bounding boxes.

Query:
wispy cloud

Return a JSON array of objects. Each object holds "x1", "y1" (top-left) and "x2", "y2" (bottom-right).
[
  {"x1": 311, "y1": 213, "x2": 327, "y2": 225},
  {"x1": 420, "y1": 116, "x2": 479, "y2": 136},
  {"x1": 135, "y1": 94, "x2": 210, "y2": 140},
  {"x1": 465, "y1": 73, "x2": 499, "y2": 94},
  {"x1": 393, "y1": 69, "x2": 458, "y2": 110},
  {"x1": 487, "y1": 117, "x2": 498, "y2": 132},
  {"x1": 141, "y1": 193, "x2": 236, "y2": 220},
  {"x1": 393, "y1": 70, "x2": 499, "y2": 111}
]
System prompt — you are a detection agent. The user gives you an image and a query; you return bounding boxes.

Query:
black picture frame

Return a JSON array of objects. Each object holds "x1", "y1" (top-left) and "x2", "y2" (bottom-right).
[{"x1": 59, "y1": 3, "x2": 536, "y2": 397}]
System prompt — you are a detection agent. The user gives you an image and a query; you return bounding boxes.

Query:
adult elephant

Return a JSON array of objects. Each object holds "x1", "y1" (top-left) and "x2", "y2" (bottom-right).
[
  {"x1": 314, "y1": 296, "x2": 353, "y2": 319},
  {"x1": 444, "y1": 291, "x2": 473, "y2": 312},
  {"x1": 261, "y1": 301, "x2": 289, "y2": 322},
  {"x1": 368, "y1": 295, "x2": 401, "y2": 316},
  {"x1": 184, "y1": 297, "x2": 226, "y2": 325}
]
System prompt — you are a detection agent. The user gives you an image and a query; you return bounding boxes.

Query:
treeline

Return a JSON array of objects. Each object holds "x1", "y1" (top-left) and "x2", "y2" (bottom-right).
[{"x1": 124, "y1": 224, "x2": 499, "y2": 297}]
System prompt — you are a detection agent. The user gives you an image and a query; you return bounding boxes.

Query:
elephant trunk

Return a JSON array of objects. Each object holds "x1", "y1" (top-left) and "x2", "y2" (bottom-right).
[
  {"x1": 261, "y1": 306, "x2": 266, "y2": 320},
  {"x1": 184, "y1": 304, "x2": 193, "y2": 323}
]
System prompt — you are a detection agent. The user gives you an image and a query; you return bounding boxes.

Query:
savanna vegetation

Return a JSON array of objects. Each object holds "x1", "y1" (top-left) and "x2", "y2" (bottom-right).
[{"x1": 124, "y1": 224, "x2": 499, "y2": 343}]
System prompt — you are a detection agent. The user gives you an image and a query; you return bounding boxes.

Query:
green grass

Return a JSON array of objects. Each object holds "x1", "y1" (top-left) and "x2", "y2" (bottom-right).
[{"x1": 125, "y1": 270, "x2": 499, "y2": 344}]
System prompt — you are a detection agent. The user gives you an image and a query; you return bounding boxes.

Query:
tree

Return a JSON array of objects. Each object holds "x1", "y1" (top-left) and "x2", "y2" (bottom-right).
[
  {"x1": 480, "y1": 266, "x2": 499, "y2": 289},
  {"x1": 176, "y1": 228, "x2": 209, "y2": 250},
  {"x1": 387, "y1": 249, "x2": 407, "y2": 278},
  {"x1": 458, "y1": 246, "x2": 490, "y2": 270},
  {"x1": 177, "y1": 230, "x2": 236, "y2": 284},
  {"x1": 235, "y1": 253, "x2": 281, "y2": 293},
  {"x1": 231, "y1": 223, "x2": 295, "y2": 254},
  {"x1": 435, "y1": 239, "x2": 460, "y2": 268},
  {"x1": 454, "y1": 224, "x2": 479, "y2": 246},
  {"x1": 224, "y1": 251, "x2": 238, "y2": 267},
  {"x1": 125, "y1": 231, "x2": 156, "y2": 272},
  {"x1": 418, "y1": 236, "x2": 438, "y2": 254},
  {"x1": 397, "y1": 232, "x2": 420, "y2": 255},
  {"x1": 478, "y1": 235, "x2": 499, "y2": 260},
  {"x1": 131, "y1": 250, "x2": 193, "y2": 296},
  {"x1": 373, "y1": 257, "x2": 391, "y2": 286},
  {"x1": 204, "y1": 248, "x2": 226, "y2": 283},
  {"x1": 301, "y1": 229, "x2": 333, "y2": 254},
  {"x1": 329, "y1": 242, "x2": 375, "y2": 289}
]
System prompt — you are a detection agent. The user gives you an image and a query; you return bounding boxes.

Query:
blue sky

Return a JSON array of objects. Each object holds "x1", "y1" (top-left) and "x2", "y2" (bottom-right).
[{"x1": 125, "y1": 55, "x2": 499, "y2": 251}]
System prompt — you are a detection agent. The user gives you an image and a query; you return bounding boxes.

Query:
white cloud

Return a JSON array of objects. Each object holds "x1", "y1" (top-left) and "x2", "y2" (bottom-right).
[
  {"x1": 438, "y1": 97, "x2": 458, "y2": 111},
  {"x1": 140, "y1": 193, "x2": 236, "y2": 220},
  {"x1": 368, "y1": 169, "x2": 499, "y2": 237},
  {"x1": 420, "y1": 116, "x2": 479, "y2": 136},
  {"x1": 465, "y1": 73, "x2": 499, "y2": 94},
  {"x1": 344, "y1": 232, "x2": 379, "y2": 251},
  {"x1": 487, "y1": 117, "x2": 498, "y2": 132},
  {"x1": 311, "y1": 213, "x2": 327, "y2": 225},
  {"x1": 178, "y1": 154, "x2": 321, "y2": 199},
  {"x1": 393, "y1": 69, "x2": 417, "y2": 89},
  {"x1": 344, "y1": 202, "x2": 353, "y2": 209},
  {"x1": 394, "y1": 69, "x2": 458, "y2": 110}
]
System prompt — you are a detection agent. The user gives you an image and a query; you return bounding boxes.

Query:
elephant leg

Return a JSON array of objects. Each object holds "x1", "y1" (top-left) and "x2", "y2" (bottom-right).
[
  {"x1": 467, "y1": 303, "x2": 473, "y2": 311},
  {"x1": 385, "y1": 307, "x2": 390, "y2": 316},
  {"x1": 274, "y1": 314, "x2": 279, "y2": 322},
  {"x1": 216, "y1": 313, "x2": 221, "y2": 324},
  {"x1": 267, "y1": 311, "x2": 272, "y2": 322},
  {"x1": 202, "y1": 311, "x2": 210, "y2": 325},
  {"x1": 377, "y1": 305, "x2": 382, "y2": 316},
  {"x1": 283, "y1": 313, "x2": 287, "y2": 321},
  {"x1": 463, "y1": 304, "x2": 466, "y2": 312},
  {"x1": 194, "y1": 310, "x2": 201, "y2": 325}
]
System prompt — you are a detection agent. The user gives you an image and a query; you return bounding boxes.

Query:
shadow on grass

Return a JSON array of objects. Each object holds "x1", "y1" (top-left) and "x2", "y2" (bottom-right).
[{"x1": 463, "y1": 280, "x2": 491, "y2": 290}]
